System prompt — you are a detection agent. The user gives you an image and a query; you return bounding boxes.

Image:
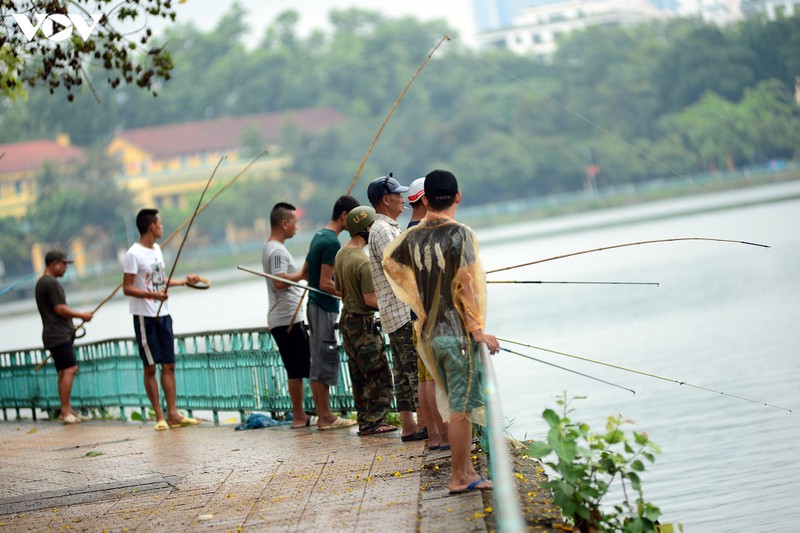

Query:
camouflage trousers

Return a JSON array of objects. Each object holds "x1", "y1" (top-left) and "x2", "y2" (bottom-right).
[
  {"x1": 388, "y1": 322, "x2": 420, "y2": 412},
  {"x1": 340, "y1": 312, "x2": 393, "y2": 429}
]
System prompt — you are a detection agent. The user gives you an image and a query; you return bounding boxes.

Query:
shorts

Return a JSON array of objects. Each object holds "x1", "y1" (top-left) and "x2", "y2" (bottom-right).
[
  {"x1": 388, "y1": 322, "x2": 419, "y2": 411},
  {"x1": 49, "y1": 341, "x2": 77, "y2": 371},
  {"x1": 430, "y1": 336, "x2": 485, "y2": 416},
  {"x1": 270, "y1": 323, "x2": 311, "y2": 380},
  {"x1": 307, "y1": 301, "x2": 340, "y2": 386},
  {"x1": 133, "y1": 315, "x2": 175, "y2": 366}
]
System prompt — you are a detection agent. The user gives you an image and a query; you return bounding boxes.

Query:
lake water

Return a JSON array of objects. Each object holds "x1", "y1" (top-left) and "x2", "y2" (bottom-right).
[{"x1": 2, "y1": 185, "x2": 799, "y2": 531}]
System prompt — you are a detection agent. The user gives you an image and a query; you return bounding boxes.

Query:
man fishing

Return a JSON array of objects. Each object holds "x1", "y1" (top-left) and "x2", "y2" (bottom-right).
[
  {"x1": 383, "y1": 169, "x2": 500, "y2": 494},
  {"x1": 122, "y1": 208, "x2": 202, "y2": 431},
  {"x1": 35, "y1": 250, "x2": 94, "y2": 424}
]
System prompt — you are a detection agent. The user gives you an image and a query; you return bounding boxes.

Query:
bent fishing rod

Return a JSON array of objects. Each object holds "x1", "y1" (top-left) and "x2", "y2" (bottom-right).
[
  {"x1": 237, "y1": 266, "x2": 341, "y2": 300},
  {"x1": 498, "y1": 337, "x2": 792, "y2": 412},
  {"x1": 486, "y1": 237, "x2": 770, "y2": 275},
  {"x1": 155, "y1": 156, "x2": 223, "y2": 318},
  {"x1": 285, "y1": 35, "x2": 451, "y2": 333}
]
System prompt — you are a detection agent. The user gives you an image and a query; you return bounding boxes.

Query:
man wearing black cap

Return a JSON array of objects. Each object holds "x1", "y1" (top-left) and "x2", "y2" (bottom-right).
[
  {"x1": 383, "y1": 169, "x2": 500, "y2": 494},
  {"x1": 35, "y1": 250, "x2": 94, "y2": 424},
  {"x1": 367, "y1": 174, "x2": 424, "y2": 441}
]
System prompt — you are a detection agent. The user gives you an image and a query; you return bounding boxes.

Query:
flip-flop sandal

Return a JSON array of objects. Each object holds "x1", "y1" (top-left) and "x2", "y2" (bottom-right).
[
  {"x1": 318, "y1": 416, "x2": 357, "y2": 430},
  {"x1": 154, "y1": 420, "x2": 169, "y2": 431},
  {"x1": 169, "y1": 417, "x2": 201, "y2": 429},
  {"x1": 185, "y1": 276, "x2": 211, "y2": 289},
  {"x1": 291, "y1": 415, "x2": 318, "y2": 429},
  {"x1": 359, "y1": 422, "x2": 398, "y2": 436},
  {"x1": 449, "y1": 478, "x2": 493, "y2": 495}
]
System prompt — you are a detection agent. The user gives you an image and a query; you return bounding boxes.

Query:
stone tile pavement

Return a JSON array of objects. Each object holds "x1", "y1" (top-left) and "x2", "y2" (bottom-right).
[{"x1": 0, "y1": 420, "x2": 493, "y2": 532}]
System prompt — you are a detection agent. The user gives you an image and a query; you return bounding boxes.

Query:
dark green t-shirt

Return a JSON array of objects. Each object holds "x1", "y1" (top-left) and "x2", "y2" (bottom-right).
[
  {"x1": 334, "y1": 247, "x2": 375, "y2": 316},
  {"x1": 35, "y1": 275, "x2": 74, "y2": 348},
  {"x1": 306, "y1": 228, "x2": 341, "y2": 313}
]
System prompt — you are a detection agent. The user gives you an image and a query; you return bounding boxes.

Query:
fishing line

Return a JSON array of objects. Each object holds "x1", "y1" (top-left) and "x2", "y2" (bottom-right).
[
  {"x1": 501, "y1": 347, "x2": 635, "y2": 394},
  {"x1": 237, "y1": 266, "x2": 341, "y2": 300},
  {"x1": 498, "y1": 337, "x2": 792, "y2": 412},
  {"x1": 476, "y1": 52, "x2": 710, "y2": 193},
  {"x1": 489, "y1": 280, "x2": 658, "y2": 286}
]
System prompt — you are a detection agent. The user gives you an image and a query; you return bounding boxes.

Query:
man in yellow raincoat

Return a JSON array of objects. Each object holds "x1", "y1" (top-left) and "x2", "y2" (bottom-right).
[{"x1": 382, "y1": 169, "x2": 500, "y2": 494}]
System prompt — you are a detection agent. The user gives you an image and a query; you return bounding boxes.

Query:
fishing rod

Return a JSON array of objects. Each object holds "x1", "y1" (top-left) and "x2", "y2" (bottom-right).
[
  {"x1": 237, "y1": 266, "x2": 341, "y2": 300},
  {"x1": 498, "y1": 337, "x2": 792, "y2": 412},
  {"x1": 286, "y1": 36, "x2": 450, "y2": 332},
  {"x1": 501, "y1": 347, "x2": 635, "y2": 394},
  {"x1": 155, "y1": 157, "x2": 223, "y2": 318},
  {"x1": 488, "y1": 280, "x2": 658, "y2": 286},
  {"x1": 486, "y1": 237, "x2": 770, "y2": 275}
]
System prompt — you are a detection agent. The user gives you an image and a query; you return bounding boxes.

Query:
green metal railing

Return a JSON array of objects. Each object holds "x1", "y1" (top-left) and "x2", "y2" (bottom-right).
[{"x1": 0, "y1": 328, "x2": 363, "y2": 423}]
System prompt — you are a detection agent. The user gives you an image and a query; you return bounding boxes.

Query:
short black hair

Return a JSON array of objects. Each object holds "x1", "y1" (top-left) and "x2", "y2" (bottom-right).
[
  {"x1": 331, "y1": 195, "x2": 360, "y2": 221},
  {"x1": 270, "y1": 202, "x2": 296, "y2": 229},
  {"x1": 135, "y1": 208, "x2": 159, "y2": 235}
]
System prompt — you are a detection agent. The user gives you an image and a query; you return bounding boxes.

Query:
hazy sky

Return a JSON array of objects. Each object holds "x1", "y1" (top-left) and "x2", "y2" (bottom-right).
[{"x1": 162, "y1": 0, "x2": 478, "y2": 47}]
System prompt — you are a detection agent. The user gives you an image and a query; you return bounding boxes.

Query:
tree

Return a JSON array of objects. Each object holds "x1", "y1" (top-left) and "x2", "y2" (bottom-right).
[{"x1": 1, "y1": 0, "x2": 176, "y2": 101}]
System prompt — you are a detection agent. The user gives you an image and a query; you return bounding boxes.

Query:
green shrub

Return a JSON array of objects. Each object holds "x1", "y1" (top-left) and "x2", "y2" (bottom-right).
[{"x1": 528, "y1": 394, "x2": 679, "y2": 532}]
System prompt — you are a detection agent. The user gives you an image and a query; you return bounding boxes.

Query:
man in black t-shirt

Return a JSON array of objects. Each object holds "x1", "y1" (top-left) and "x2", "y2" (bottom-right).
[{"x1": 35, "y1": 250, "x2": 93, "y2": 424}]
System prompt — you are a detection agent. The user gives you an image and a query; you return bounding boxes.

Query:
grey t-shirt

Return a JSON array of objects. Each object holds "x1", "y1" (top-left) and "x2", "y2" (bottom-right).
[{"x1": 262, "y1": 240, "x2": 305, "y2": 329}]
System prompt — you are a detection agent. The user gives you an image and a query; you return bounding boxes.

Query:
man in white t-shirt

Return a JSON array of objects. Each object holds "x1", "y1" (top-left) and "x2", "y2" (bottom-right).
[
  {"x1": 262, "y1": 202, "x2": 315, "y2": 428},
  {"x1": 122, "y1": 208, "x2": 202, "y2": 432}
]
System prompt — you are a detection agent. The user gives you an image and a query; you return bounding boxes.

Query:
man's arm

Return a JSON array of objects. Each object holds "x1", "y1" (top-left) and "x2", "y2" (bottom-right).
[
  {"x1": 122, "y1": 273, "x2": 167, "y2": 301},
  {"x1": 53, "y1": 304, "x2": 93, "y2": 322},
  {"x1": 363, "y1": 291, "x2": 378, "y2": 310},
  {"x1": 319, "y1": 263, "x2": 340, "y2": 297},
  {"x1": 280, "y1": 261, "x2": 308, "y2": 284}
]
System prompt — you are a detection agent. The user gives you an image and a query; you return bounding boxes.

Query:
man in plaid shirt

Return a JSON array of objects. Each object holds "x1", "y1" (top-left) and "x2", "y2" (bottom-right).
[{"x1": 366, "y1": 174, "x2": 426, "y2": 442}]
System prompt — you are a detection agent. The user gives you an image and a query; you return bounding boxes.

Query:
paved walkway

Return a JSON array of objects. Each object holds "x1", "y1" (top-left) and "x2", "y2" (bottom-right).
[{"x1": 0, "y1": 420, "x2": 491, "y2": 532}]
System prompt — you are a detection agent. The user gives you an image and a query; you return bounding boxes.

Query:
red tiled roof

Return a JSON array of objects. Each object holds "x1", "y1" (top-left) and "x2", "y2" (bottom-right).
[
  {"x1": 0, "y1": 140, "x2": 84, "y2": 174},
  {"x1": 113, "y1": 107, "x2": 345, "y2": 158}
]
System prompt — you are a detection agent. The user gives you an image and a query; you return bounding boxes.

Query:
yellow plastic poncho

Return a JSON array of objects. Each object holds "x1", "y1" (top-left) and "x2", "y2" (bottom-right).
[{"x1": 382, "y1": 212, "x2": 488, "y2": 425}]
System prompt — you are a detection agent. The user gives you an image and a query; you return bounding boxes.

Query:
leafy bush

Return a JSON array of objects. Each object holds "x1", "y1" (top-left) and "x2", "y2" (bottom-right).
[{"x1": 528, "y1": 394, "x2": 678, "y2": 532}]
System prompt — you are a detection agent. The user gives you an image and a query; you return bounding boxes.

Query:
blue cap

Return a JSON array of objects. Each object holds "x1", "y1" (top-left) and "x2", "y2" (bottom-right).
[{"x1": 367, "y1": 173, "x2": 409, "y2": 204}]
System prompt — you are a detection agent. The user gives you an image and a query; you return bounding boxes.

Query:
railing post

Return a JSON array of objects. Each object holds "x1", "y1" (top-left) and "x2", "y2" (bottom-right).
[{"x1": 480, "y1": 343, "x2": 526, "y2": 533}]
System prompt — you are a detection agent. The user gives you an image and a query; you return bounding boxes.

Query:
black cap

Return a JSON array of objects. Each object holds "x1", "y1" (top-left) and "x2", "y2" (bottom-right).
[
  {"x1": 424, "y1": 169, "x2": 458, "y2": 200},
  {"x1": 45, "y1": 250, "x2": 73, "y2": 265}
]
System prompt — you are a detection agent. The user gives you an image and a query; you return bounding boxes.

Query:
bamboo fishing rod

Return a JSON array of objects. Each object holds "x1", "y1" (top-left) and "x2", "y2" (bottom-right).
[
  {"x1": 497, "y1": 337, "x2": 792, "y2": 412},
  {"x1": 155, "y1": 157, "x2": 223, "y2": 318},
  {"x1": 237, "y1": 266, "x2": 341, "y2": 300},
  {"x1": 486, "y1": 237, "x2": 770, "y2": 275},
  {"x1": 488, "y1": 280, "x2": 659, "y2": 286},
  {"x1": 501, "y1": 347, "x2": 635, "y2": 394},
  {"x1": 286, "y1": 36, "x2": 451, "y2": 332}
]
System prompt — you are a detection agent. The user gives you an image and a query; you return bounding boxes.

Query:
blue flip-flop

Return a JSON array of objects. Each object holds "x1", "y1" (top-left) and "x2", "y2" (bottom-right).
[
  {"x1": 428, "y1": 444, "x2": 451, "y2": 451},
  {"x1": 449, "y1": 478, "x2": 492, "y2": 495}
]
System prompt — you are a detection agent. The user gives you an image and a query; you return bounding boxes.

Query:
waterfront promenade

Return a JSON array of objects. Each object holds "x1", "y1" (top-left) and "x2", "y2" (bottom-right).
[{"x1": 0, "y1": 419, "x2": 525, "y2": 532}]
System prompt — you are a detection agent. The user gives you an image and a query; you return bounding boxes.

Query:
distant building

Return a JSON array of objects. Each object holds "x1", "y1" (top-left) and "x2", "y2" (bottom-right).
[
  {"x1": 476, "y1": 0, "x2": 663, "y2": 61},
  {"x1": 107, "y1": 107, "x2": 344, "y2": 209},
  {"x1": 0, "y1": 135, "x2": 84, "y2": 218},
  {"x1": 676, "y1": 0, "x2": 743, "y2": 24},
  {"x1": 740, "y1": 0, "x2": 799, "y2": 18}
]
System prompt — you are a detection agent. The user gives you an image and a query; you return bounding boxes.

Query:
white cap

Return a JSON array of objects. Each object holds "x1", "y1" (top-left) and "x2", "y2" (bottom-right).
[{"x1": 406, "y1": 177, "x2": 425, "y2": 203}]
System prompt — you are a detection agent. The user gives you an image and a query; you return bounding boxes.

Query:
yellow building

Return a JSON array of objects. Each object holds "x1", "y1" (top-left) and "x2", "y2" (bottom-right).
[
  {"x1": 107, "y1": 107, "x2": 344, "y2": 209},
  {"x1": 0, "y1": 134, "x2": 84, "y2": 218}
]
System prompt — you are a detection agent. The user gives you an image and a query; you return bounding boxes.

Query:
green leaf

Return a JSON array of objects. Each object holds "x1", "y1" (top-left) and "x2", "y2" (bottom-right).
[
  {"x1": 542, "y1": 408, "x2": 560, "y2": 428},
  {"x1": 84, "y1": 450, "x2": 104, "y2": 457},
  {"x1": 631, "y1": 460, "x2": 645, "y2": 472},
  {"x1": 528, "y1": 441, "x2": 553, "y2": 458}
]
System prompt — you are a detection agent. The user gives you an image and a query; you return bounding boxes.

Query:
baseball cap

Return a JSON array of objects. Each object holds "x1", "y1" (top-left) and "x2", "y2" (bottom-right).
[
  {"x1": 367, "y1": 173, "x2": 409, "y2": 205},
  {"x1": 44, "y1": 250, "x2": 74, "y2": 265},
  {"x1": 406, "y1": 177, "x2": 425, "y2": 204},
  {"x1": 424, "y1": 169, "x2": 458, "y2": 200}
]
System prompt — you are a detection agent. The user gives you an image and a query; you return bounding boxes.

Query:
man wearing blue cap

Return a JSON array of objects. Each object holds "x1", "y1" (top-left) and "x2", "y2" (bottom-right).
[{"x1": 367, "y1": 174, "x2": 425, "y2": 442}]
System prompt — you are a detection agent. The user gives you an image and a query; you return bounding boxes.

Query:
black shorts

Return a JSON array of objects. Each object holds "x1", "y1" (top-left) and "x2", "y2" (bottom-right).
[
  {"x1": 270, "y1": 323, "x2": 311, "y2": 380},
  {"x1": 133, "y1": 315, "x2": 175, "y2": 366},
  {"x1": 49, "y1": 341, "x2": 77, "y2": 371}
]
